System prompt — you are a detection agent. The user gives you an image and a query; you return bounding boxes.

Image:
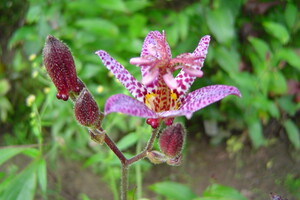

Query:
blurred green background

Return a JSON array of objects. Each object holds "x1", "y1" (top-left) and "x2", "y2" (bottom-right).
[{"x1": 0, "y1": 0, "x2": 299, "y2": 199}]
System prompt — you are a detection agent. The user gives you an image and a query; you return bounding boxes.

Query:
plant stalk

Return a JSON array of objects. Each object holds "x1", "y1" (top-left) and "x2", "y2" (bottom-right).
[{"x1": 95, "y1": 126, "x2": 160, "y2": 200}]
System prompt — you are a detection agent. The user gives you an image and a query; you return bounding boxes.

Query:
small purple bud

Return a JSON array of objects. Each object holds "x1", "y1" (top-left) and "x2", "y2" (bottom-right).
[
  {"x1": 147, "y1": 151, "x2": 167, "y2": 164},
  {"x1": 74, "y1": 88, "x2": 103, "y2": 128},
  {"x1": 43, "y1": 35, "x2": 80, "y2": 101},
  {"x1": 159, "y1": 123, "x2": 186, "y2": 158}
]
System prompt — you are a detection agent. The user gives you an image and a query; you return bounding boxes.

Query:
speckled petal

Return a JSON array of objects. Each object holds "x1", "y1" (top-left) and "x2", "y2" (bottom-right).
[
  {"x1": 96, "y1": 50, "x2": 147, "y2": 101},
  {"x1": 104, "y1": 94, "x2": 158, "y2": 118},
  {"x1": 142, "y1": 67, "x2": 159, "y2": 86},
  {"x1": 140, "y1": 31, "x2": 172, "y2": 81},
  {"x1": 159, "y1": 85, "x2": 241, "y2": 119},
  {"x1": 141, "y1": 31, "x2": 172, "y2": 58},
  {"x1": 179, "y1": 85, "x2": 241, "y2": 118},
  {"x1": 174, "y1": 35, "x2": 211, "y2": 96}
]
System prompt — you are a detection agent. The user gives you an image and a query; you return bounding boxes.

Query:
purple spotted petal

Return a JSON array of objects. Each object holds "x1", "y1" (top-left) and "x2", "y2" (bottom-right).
[
  {"x1": 105, "y1": 94, "x2": 158, "y2": 118},
  {"x1": 174, "y1": 35, "x2": 211, "y2": 96},
  {"x1": 140, "y1": 31, "x2": 172, "y2": 81},
  {"x1": 96, "y1": 50, "x2": 147, "y2": 101},
  {"x1": 159, "y1": 85, "x2": 241, "y2": 119},
  {"x1": 179, "y1": 85, "x2": 241, "y2": 118},
  {"x1": 141, "y1": 31, "x2": 172, "y2": 59}
]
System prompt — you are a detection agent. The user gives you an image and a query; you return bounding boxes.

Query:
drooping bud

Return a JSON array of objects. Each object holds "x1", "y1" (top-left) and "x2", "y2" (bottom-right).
[
  {"x1": 74, "y1": 88, "x2": 103, "y2": 128},
  {"x1": 43, "y1": 35, "x2": 80, "y2": 101},
  {"x1": 147, "y1": 151, "x2": 167, "y2": 164},
  {"x1": 159, "y1": 123, "x2": 186, "y2": 158}
]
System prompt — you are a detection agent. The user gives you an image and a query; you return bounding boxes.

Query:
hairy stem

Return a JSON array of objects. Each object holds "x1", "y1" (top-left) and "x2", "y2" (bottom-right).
[
  {"x1": 121, "y1": 163, "x2": 129, "y2": 200},
  {"x1": 127, "y1": 127, "x2": 159, "y2": 164},
  {"x1": 95, "y1": 126, "x2": 160, "y2": 200}
]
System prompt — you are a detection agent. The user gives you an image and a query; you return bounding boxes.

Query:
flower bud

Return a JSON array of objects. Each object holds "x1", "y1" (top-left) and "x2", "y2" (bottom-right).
[
  {"x1": 159, "y1": 123, "x2": 186, "y2": 158},
  {"x1": 147, "y1": 151, "x2": 167, "y2": 164},
  {"x1": 43, "y1": 35, "x2": 80, "y2": 101},
  {"x1": 74, "y1": 88, "x2": 103, "y2": 128}
]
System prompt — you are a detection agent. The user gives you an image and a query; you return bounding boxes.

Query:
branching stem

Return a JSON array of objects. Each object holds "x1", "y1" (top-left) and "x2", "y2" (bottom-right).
[{"x1": 95, "y1": 127, "x2": 160, "y2": 200}]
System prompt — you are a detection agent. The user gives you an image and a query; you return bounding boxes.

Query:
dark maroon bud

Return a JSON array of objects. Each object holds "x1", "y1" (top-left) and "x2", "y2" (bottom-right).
[
  {"x1": 159, "y1": 123, "x2": 186, "y2": 158},
  {"x1": 43, "y1": 35, "x2": 80, "y2": 101},
  {"x1": 146, "y1": 118, "x2": 159, "y2": 129},
  {"x1": 147, "y1": 151, "x2": 167, "y2": 164},
  {"x1": 74, "y1": 88, "x2": 103, "y2": 128}
]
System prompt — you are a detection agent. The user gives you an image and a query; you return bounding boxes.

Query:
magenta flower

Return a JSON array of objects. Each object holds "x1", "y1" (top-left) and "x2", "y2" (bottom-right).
[{"x1": 96, "y1": 31, "x2": 241, "y2": 128}]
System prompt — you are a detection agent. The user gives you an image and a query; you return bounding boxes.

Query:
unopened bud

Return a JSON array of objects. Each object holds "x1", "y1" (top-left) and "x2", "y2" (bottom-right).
[
  {"x1": 147, "y1": 151, "x2": 167, "y2": 164},
  {"x1": 74, "y1": 88, "x2": 103, "y2": 128},
  {"x1": 159, "y1": 123, "x2": 186, "y2": 158},
  {"x1": 43, "y1": 35, "x2": 80, "y2": 101}
]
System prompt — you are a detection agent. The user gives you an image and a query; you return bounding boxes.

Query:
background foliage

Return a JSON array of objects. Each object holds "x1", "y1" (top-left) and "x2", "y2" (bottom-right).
[{"x1": 0, "y1": 0, "x2": 299, "y2": 199}]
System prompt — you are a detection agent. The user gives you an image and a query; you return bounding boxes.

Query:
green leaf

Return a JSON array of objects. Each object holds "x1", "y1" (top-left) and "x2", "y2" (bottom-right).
[
  {"x1": 277, "y1": 96, "x2": 297, "y2": 116},
  {"x1": 0, "y1": 79, "x2": 10, "y2": 95},
  {"x1": 269, "y1": 71, "x2": 287, "y2": 95},
  {"x1": 0, "y1": 161, "x2": 38, "y2": 200},
  {"x1": 97, "y1": 0, "x2": 127, "y2": 12},
  {"x1": 125, "y1": 0, "x2": 151, "y2": 12},
  {"x1": 275, "y1": 48, "x2": 300, "y2": 70},
  {"x1": 116, "y1": 132, "x2": 138, "y2": 151},
  {"x1": 8, "y1": 27, "x2": 36, "y2": 49},
  {"x1": 206, "y1": 8, "x2": 235, "y2": 45},
  {"x1": 76, "y1": 18, "x2": 119, "y2": 37},
  {"x1": 263, "y1": 21, "x2": 290, "y2": 44},
  {"x1": 178, "y1": 12, "x2": 189, "y2": 41},
  {"x1": 26, "y1": 5, "x2": 41, "y2": 23},
  {"x1": 248, "y1": 37, "x2": 270, "y2": 62},
  {"x1": 149, "y1": 181, "x2": 198, "y2": 200},
  {"x1": 215, "y1": 46, "x2": 240, "y2": 74},
  {"x1": 247, "y1": 120, "x2": 266, "y2": 149},
  {"x1": 37, "y1": 159, "x2": 47, "y2": 194},
  {"x1": 285, "y1": 3, "x2": 298, "y2": 30},
  {"x1": 199, "y1": 184, "x2": 247, "y2": 200},
  {"x1": 0, "y1": 147, "x2": 29, "y2": 166},
  {"x1": 283, "y1": 120, "x2": 300, "y2": 149}
]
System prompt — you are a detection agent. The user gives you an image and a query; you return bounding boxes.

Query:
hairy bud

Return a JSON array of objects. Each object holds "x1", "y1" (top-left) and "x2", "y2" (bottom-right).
[
  {"x1": 74, "y1": 88, "x2": 103, "y2": 128},
  {"x1": 43, "y1": 35, "x2": 79, "y2": 101},
  {"x1": 159, "y1": 123, "x2": 186, "y2": 158},
  {"x1": 147, "y1": 151, "x2": 167, "y2": 164}
]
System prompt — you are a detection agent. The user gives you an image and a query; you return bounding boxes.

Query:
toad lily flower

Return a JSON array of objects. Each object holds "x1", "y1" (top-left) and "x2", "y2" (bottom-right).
[{"x1": 96, "y1": 31, "x2": 241, "y2": 128}]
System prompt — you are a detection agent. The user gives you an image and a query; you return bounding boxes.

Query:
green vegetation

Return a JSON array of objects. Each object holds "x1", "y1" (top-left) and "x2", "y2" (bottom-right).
[{"x1": 0, "y1": 0, "x2": 299, "y2": 199}]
